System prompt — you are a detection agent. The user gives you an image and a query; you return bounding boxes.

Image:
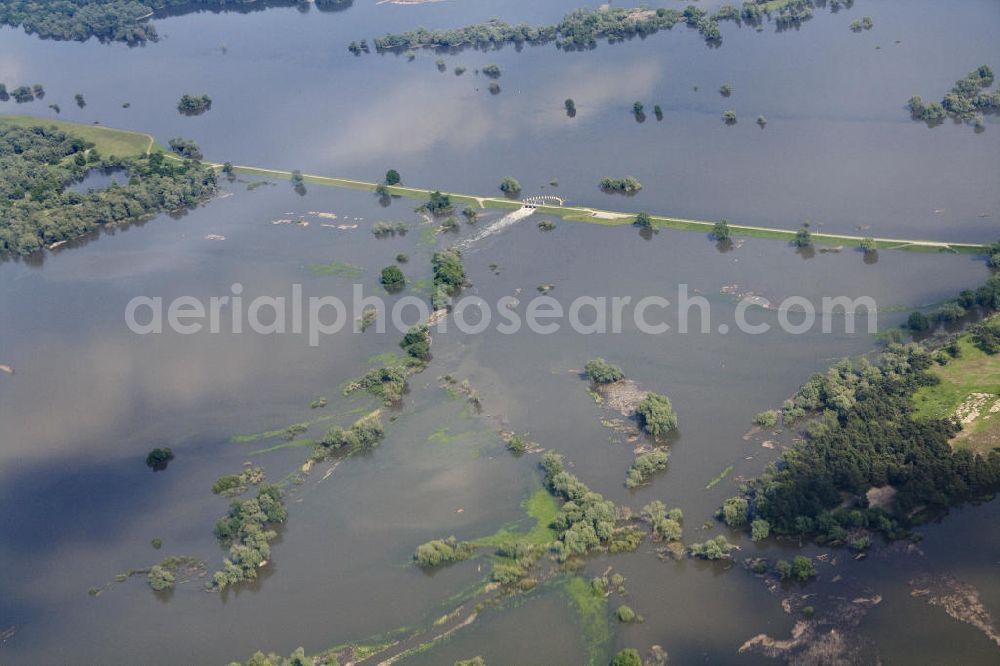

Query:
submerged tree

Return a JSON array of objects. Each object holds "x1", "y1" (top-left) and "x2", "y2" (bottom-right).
[
  {"x1": 380, "y1": 265, "x2": 406, "y2": 291},
  {"x1": 584, "y1": 358, "x2": 625, "y2": 384},
  {"x1": 146, "y1": 447, "x2": 175, "y2": 471},
  {"x1": 635, "y1": 393, "x2": 677, "y2": 437},
  {"x1": 499, "y1": 176, "x2": 521, "y2": 197}
]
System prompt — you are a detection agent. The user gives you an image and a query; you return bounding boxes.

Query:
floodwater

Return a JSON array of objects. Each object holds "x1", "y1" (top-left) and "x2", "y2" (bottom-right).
[{"x1": 0, "y1": 1, "x2": 998, "y2": 664}]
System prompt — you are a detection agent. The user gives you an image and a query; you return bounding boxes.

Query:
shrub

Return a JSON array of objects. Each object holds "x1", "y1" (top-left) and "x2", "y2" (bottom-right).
[
  {"x1": 506, "y1": 435, "x2": 528, "y2": 455},
  {"x1": 413, "y1": 536, "x2": 476, "y2": 567},
  {"x1": 689, "y1": 535, "x2": 737, "y2": 560},
  {"x1": 148, "y1": 565, "x2": 175, "y2": 591},
  {"x1": 791, "y1": 555, "x2": 817, "y2": 581},
  {"x1": 751, "y1": 519, "x2": 770, "y2": 542},
  {"x1": 380, "y1": 265, "x2": 406, "y2": 290},
  {"x1": 611, "y1": 649, "x2": 642, "y2": 666},
  {"x1": 584, "y1": 358, "x2": 624, "y2": 384},
  {"x1": 635, "y1": 393, "x2": 677, "y2": 437},
  {"x1": 400, "y1": 324, "x2": 431, "y2": 361},
  {"x1": 385, "y1": 169, "x2": 401, "y2": 185},
  {"x1": 616, "y1": 605, "x2": 637, "y2": 622},
  {"x1": 625, "y1": 450, "x2": 669, "y2": 488},
  {"x1": 754, "y1": 410, "x2": 778, "y2": 428},
  {"x1": 721, "y1": 497, "x2": 749, "y2": 527}
]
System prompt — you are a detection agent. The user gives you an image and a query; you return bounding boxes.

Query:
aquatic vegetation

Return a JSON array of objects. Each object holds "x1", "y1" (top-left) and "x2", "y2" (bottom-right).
[
  {"x1": 616, "y1": 605, "x2": 640, "y2": 623},
  {"x1": 704, "y1": 464, "x2": 734, "y2": 490},
  {"x1": 635, "y1": 392, "x2": 677, "y2": 437},
  {"x1": 506, "y1": 434, "x2": 528, "y2": 455},
  {"x1": 307, "y1": 260, "x2": 363, "y2": 277},
  {"x1": 413, "y1": 536, "x2": 477, "y2": 568},
  {"x1": 584, "y1": 358, "x2": 625, "y2": 384},
  {"x1": 211, "y1": 484, "x2": 287, "y2": 590},
  {"x1": 431, "y1": 249, "x2": 466, "y2": 309},
  {"x1": 380, "y1": 264, "x2": 406, "y2": 290},
  {"x1": 625, "y1": 450, "x2": 669, "y2": 488},
  {"x1": 560, "y1": 575, "x2": 612, "y2": 666},
  {"x1": 611, "y1": 649, "x2": 642, "y2": 666},
  {"x1": 541, "y1": 452, "x2": 627, "y2": 560},
  {"x1": 754, "y1": 410, "x2": 779, "y2": 428},
  {"x1": 688, "y1": 535, "x2": 737, "y2": 560},
  {"x1": 400, "y1": 324, "x2": 431, "y2": 362},
  {"x1": 147, "y1": 565, "x2": 174, "y2": 591},
  {"x1": 318, "y1": 411, "x2": 385, "y2": 454},
  {"x1": 212, "y1": 467, "x2": 265, "y2": 496}
]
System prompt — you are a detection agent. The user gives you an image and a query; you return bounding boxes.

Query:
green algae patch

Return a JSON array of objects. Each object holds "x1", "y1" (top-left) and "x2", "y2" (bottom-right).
[
  {"x1": 473, "y1": 488, "x2": 558, "y2": 548},
  {"x1": 558, "y1": 575, "x2": 611, "y2": 666},
  {"x1": 308, "y1": 261, "x2": 363, "y2": 278}
]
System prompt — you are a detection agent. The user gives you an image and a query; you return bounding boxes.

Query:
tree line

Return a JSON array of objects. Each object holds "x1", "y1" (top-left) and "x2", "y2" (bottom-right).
[
  {"x1": 366, "y1": 2, "x2": 848, "y2": 55},
  {"x1": 0, "y1": 122, "x2": 217, "y2": 256},
  {"x1": 733, "y1": 279, "x2": 1000, "y2": 544},
  {"x1": 0, "y1": 0, "x2": 353, "y2": 44}
]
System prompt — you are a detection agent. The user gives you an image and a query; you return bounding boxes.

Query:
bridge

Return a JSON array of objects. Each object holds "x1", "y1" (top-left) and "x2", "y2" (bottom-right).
[{"x1": 522, "y1": 195, "x2": 564, "y2": 208}]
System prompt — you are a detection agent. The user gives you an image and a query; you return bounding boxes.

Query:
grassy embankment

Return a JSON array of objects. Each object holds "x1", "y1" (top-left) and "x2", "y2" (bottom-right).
[
  {"x1": 912, "y1": 332, "x2": 1000, "y2": 455},
  {"x1": 0, "y1": 114, "x2": 162, "y2": 157},
  {"x1": 4, "y1": 115, "x2": 989, "y2": 255},
  {"x1": 234, "y1": 166, "x2": 988, "y2": 255}
]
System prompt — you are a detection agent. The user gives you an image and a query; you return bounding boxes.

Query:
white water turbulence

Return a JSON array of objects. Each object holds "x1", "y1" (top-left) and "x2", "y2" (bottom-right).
[{"x1": 455, "y1": 206, "x2": 535, "y2": 250}]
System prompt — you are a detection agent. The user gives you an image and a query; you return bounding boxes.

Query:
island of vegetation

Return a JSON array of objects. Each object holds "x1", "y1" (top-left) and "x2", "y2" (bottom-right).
[
  {"x1": 730, "y1": 276, "x2": 1000, "y2": 546},
  {"x1": 0, "y1": 118, "x2": 216, "y2": 256},
  {"x1": 599, "y1": 176, "x2": 642, "y2": 194},
  {"x1": 177, "y1": 94, "x2": 212, "y2": 116},
  {"x1": 908, "y1": 65, "x2": 997, "y2": 130},
  {"x1": 365, "y1": 2, "x2": 843, "y2": 54},
  {"x1": 0, "y1": 0, "x2": 355, "y2": 44}
]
